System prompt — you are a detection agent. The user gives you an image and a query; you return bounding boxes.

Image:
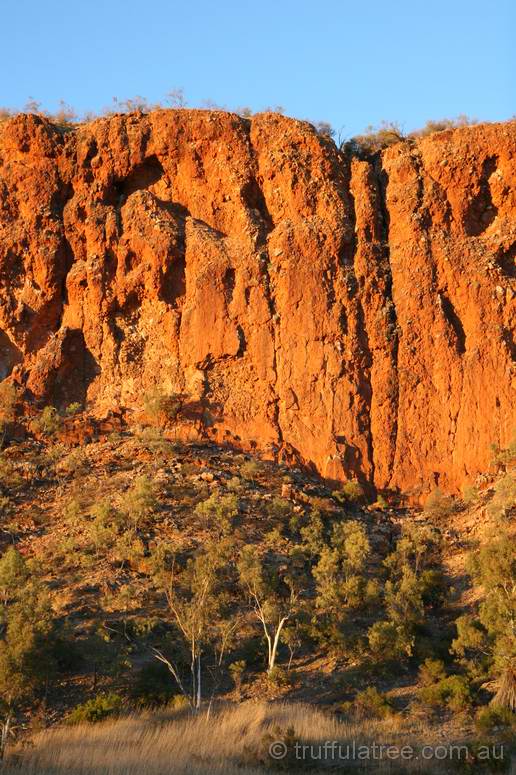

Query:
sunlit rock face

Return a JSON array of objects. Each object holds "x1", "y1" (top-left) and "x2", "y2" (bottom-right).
[{"x1": 0, "y1": 110, "x2": 514, "y2": 497}]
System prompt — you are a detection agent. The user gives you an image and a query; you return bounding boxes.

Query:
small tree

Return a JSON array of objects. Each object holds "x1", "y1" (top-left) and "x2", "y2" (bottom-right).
[
  {"x1": 0, "y1": 548, "x2": 29, "y2": 606},
  {"x1": 423, "y1": 488, "x2": 458, "y2": 521},
  {"x1": 313, "y1": 520, "x2": 372, "y2": 614},
  {"x1": 487, "y1": 473, "x2": 516, "y2": 522},
  {"x1": 451, "y1": 534, "x2": 516, "y2": 710},
  {"x1": 120, "y1": 475, "x2": 157, "y2": 530},
  {"x1": 194, "y1": 493, "x2": 239, "y2": 535},
  {"x1": 229, "y1": 660, "x2": 246, "y2": 700},
  {"x1": 312, "y1": 520, "x2": 374, "y2": 653},
  {"x1": 369, "y1": 523, "x2": 444, "y2": 660},
  {"x1": 0, "y1": 550, "x2": 57, "y2": 758},
  {"x1": 31, "y1": 406, "x2": 61, "y2": 436},
  {"x1": 0, "y1": 384, "x2": 17, "y2": 450},
  {"x1": 153, "y1": 541, "x2": 234, "y2": 709},
  {"x1": 238, "y1": 546, "x2": 306, "y2": 674},
  {"x1": 143, "y1": 388, "x2": 183, "y2": 426}
]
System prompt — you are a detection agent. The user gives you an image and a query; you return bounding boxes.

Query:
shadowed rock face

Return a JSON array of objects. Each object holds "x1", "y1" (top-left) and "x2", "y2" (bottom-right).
[{"x1": 0, "y1": 110, "x2": 514, "y2": 497}]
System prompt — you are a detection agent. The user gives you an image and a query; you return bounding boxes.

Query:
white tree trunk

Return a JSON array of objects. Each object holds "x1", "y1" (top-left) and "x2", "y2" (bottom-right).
[
  {"x1": 268, "y1": 616, "x2": 289, "y2": 673},
  {"x1": 0, "y1": 712, "x2": 12, "y2": 761}
]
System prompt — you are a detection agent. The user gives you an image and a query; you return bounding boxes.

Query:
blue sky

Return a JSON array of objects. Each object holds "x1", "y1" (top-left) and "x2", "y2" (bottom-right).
[{"x1": 1, "y1": 0, "x2": 514, "y2": 137}]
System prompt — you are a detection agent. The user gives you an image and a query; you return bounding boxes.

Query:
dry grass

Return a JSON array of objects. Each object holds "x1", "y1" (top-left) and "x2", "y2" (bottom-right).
[{"x1": 3, "y1": 702, "x2": 473, "y2": 774}]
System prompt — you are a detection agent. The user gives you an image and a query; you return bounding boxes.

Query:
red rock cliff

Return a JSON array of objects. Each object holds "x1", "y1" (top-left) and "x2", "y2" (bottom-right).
[{"x1": 0, "y1": 111, "x2": 514, "y2": 496}]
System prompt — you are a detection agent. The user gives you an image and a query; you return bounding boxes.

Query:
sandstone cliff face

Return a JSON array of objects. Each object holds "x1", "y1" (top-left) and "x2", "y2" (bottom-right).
[{"x1": 0, "y1": 111, "x2": 514, "y2": 496}]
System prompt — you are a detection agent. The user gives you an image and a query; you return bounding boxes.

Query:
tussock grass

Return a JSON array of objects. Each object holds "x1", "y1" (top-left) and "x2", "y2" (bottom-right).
[{"x1": 4, "y1": 702, "x2": 463, "y2": 774}]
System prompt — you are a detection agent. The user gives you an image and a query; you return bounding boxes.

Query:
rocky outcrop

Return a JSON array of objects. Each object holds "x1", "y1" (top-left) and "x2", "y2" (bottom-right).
[{"x1": 0, "y1": 110, "x2": 514, "y2": 497}]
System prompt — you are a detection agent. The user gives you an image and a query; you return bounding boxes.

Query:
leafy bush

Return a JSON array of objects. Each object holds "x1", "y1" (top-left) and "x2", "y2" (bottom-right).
[
  {"x1": 229, "y1": 660, "x2": 246, "y2": 697},
  {"x1": 312, "y1": 121, "x2": 334, "y2": 138},
  {"x1": 31, "y1": 406, "x2": 61, "y2": 436},
  {"x1": 194, "y1": 493, "x2": 239, "y2": 534},
  {"x1": 462, "y1": 485, "x2": 479, "y2": 507},
  {"x1": 144, "y1": 388, "x2": 183, "y2": 424},
  {"x1": 345, "y1": 121, "x2": 404, "y2": 156},
  {"x1": 66, "y1": 693, "x2": 123, "y2": 724},
  {"x1": 420, "y1": 675, "x2": 471, "y2": 712},
  {"x1": 267, "y1": 666, "x2": 291, "y2": 689},
  {"x1": 267, "y1": 497, "x2": 292, "y2": 520},
  {"x1": 300, "y1": 510, "x2": 326, "y2": 556},
  {"x1": 490, "y1": 437, "x2": 516, "y2": 471},
  {"x1": 333, "y1": 481, "x2": 365, "y2": 504},
  {"x1": 240, "y1": 460, "x2": 262, "y2": 482},
  {"x1": 64, "y1": 402, "x2": 82, "y2": 417},
  {"x1": 475, "y1": 705, "x2": 516, "y2": 736},
  {"x1": 452, "y1": 534, "x2": 516, "y2": 710},
  {"x1": 419, "y1": 658, "x2": 447, "y2": 687},
  {"x1": 0, "y1": 547, "x2": 30, "y2": 605},
  {"x1": 368, "y1": 620, "x2": 411, "y2": 661},
  {"x1": 0, "y1": 383, "x2": 17, "y2": 448},
  {"x1": 226, "y1": 476, "x2": 242, "y2": 492},
  {"x1": 353, "y1": 687, "x2": 394, "y2": 719},
  {"x1": 59, "y1": 447, "x2": 88, "y2": 476},
  {"x1": 411, "y1": 115, "x2": 477, "y2": 137},
  {"x1": 131, "y1": 662, "x2": 177, "y2": 707},
  {"x1": 487, "y1": 473, "x2": 515, "y2": 521},
  {"x1": 0, "y1": 455, "x2": 23, "y2": 489},
  {"x1": 423, "y1": 488, "x2": 459, "y2": 521},
  {"x1": 120, "y1": 475, "x2": 157, "y2": 529}
]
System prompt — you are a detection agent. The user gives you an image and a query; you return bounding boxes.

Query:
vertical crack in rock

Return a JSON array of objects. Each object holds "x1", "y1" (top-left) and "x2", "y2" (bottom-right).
[
  {"x1": 246, "y1": 123, "x2": 283, "y2": 445},
  {"x1": 373, "y1": 156, "x2": 400, "y2": 488},
  {"x1": 464, "y1": 155, "x2": 498, "y2": 236},
  {"x1": 438, "y1": 292, "x2": 466, "y2": 355},
  {"x1": 345, "y1": 160, "x2": 376, "y2": 486}
]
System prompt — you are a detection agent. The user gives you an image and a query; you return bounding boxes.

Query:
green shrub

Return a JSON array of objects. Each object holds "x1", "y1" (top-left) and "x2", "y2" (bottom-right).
[
  {"x1": 59, "y1": 447, "x2": 88, "y2": 476},
  {"x1": 267, "y1": 497, "x2": 292, "y2": 520},
  {"x1": 226, "y1": 476, "x2": 242, "y2": 492},
  {"x1": 487, "y1": 473, "x2": 515, "y2": 521},
  {"x1": 420, "y1": 568, "x2": 447, "y2": 607},
  {"x1": 194, "y1": 493, "x2": 239, "y2": 534},
  {"x1": 143, "y1": 388, "x2": 182, "y2": 424},
  {"x1": 367, "y1": 620, "x2": 411, "y2": 661},
  {"x1": 240, "y1": 460, "x2": 262, "y2": 482},
  {"x1": 419, "y1": 658, "x2": 447, "y2": 686},
  {"x1": 375, "y1": 494, "x2": 389, "y2": 510},
  {"x1": 490, "y1": 437, "x2": 516, "y2": 470},
  {"x1": 267, "y1": 666, "x2": 291, "y2": 689},
  {"x1": 66, "y1": 693, "x2": 123, "y2": 724},
  {"x1": 475, "y1": 705, "x2": 516, "y2": 736},
  {"x1": 300, "y1": 510, "x2": 326, "y2": 556},
  {"x1": 0, "y1": 547, "x2": 30, "y2": 605},
  {"x1": 0, "y1": 383, "x2": 17, "y2": 448},
  {"x1": 353, "y1": 687, "x2": 394, "y2": 719},
  {"x1": 64, "y1": 402, "x2": 82, "y2": 417},
  {"x1": 31, "y1": 406, "x2": 61, "y2": 436},
  {"x1": 120, "y1": 475, "x2": 157, "y2": 529},
  {"x1": 412, "y1": 115, "x2": 477, "y2": 137},
  {"x1": 424, "y1": 488, "x2": 459, "y2": 521},
  {"x1": 420, "y1": 675, "x2": 471, "y2": 712},
  {"x1": 333, "y1": 481, "x2": 365, "y2": 504},
  {"x1": 131, "y1": 662, "x2": 177, "y2": 707},
  {"x1": 0, "y1": 455, "x2": 24, "y2": 489},
  {"x1": 462, "y1": 485, "x2": 479, "y2": 507},
  {"x1": 229, "y1": 660, "x2": 246, "y2": 697},
  {"x1": 346, "y1": 121, "x2": 404, "y2": 156}
]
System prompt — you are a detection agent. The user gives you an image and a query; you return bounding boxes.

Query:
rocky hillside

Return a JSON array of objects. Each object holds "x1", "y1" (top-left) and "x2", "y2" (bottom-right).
[{"x1": 0, "y1": 111, "x2": 514, "y2": 497}]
